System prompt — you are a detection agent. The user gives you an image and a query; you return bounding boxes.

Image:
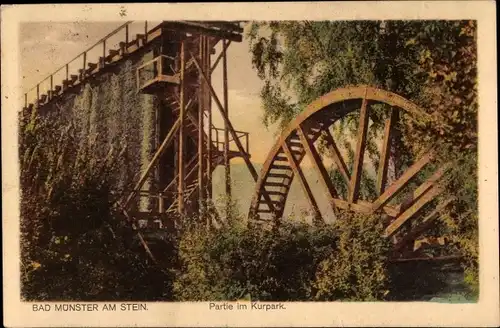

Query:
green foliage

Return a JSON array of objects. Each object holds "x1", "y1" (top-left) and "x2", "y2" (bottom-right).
[
  {"x1": 19, "y1": 109, "x2": 173, "y2": 301},
  {"x1": 174, "y1": 203, "x2": 391, "y2": 301},
  {"x1": 314, "y1": 212, "x2": 390, "y2": 301}
]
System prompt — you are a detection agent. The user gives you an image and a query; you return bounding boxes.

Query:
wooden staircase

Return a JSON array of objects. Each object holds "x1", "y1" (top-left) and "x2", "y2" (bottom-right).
[{"x1": 253, "y1": 117, "x2": 337, "y2": 222}]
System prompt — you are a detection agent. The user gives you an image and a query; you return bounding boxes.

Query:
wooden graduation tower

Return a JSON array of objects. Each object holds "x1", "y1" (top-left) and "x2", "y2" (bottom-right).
[{"x1": 23, "y1": 21, "x2": 252, "y2": 238}]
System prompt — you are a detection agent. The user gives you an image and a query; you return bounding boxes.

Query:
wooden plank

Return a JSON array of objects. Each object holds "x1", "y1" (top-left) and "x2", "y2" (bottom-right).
[
  {"x1": 282, "y1": 141, "x2": 322, "y2": 222},
  {"x1": 297, "y1": 125, "x2": 339, "y2": 214},
  {"x1": 323, "y1": 129, "x2": 351, "y2": 188},
  {"x1": 349, "y1": 91, "x2": 370, "y2": 203},
  {"x1": 377, "y1": 107, "x2": 398, "y2": 195},
  {"x1": 384, "y1": 185, "x2": 442, "y2": 237},
  {"x1": 371, "y1": 151, "x2": 434, "y2": 213}
]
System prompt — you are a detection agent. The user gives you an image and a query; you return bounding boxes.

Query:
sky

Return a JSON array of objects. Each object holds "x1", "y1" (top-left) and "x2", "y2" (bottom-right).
[{"x1": 20, "y1": 21, "x2": 280, "y2": 164}]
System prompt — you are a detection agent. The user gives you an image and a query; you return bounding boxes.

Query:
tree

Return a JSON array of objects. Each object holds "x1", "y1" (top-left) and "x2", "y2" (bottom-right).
[
  {"x1": 247, "y1": 20, "x2": 478, "y2": 293},
  {"x1": 19, "y1": 108, "x2": 174, "y2": 301}
]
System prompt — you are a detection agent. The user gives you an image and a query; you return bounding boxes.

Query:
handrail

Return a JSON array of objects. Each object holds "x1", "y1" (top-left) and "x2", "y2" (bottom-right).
[
  {"x1": 211, "y1": 126, "x2": 249, "y2": 154},
  {"x1": 25, "y1": 21, "x2": 133, "y2": 95}
]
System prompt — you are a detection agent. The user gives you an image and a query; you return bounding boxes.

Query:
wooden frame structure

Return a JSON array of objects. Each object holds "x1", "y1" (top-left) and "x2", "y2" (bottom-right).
[
  {"x1": 248, "y1": 86, "x2": 455, "y2": 262},
  {"x1": 120, "y1": 22, "x2": 251, "y2": 235}
]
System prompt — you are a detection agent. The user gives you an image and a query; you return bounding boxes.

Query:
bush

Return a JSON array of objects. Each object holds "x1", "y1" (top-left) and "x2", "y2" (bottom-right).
[
  {"x1": 174, "y1": 206, "x2": 391, "y2": 301},
  {"x1": 314, "y1": 212, "x2": 391, "y2": 301},
  {"x1": 19, "y1": 109, "x2": 173, "y2": 301}
]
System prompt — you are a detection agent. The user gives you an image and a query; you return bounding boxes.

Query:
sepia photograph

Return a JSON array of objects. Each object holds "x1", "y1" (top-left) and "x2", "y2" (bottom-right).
[{"x1": 2, "y1": 2, "x2": 498, "y2": 327}]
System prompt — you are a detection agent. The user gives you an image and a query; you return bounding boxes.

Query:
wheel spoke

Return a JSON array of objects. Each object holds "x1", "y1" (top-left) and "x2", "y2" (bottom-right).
[
  {"x1": 397, "y1": 164, "x2": 450, "y2": 212},
  {"x1": 393, "y1": 198, "x2": 454, "y2": 251},
  {"x1": 297, "y1": 125, "x2": 339, "y2": 215},
  {"x1": 372, "y1": 150, "x2": 434, "y2": 212},
  {"x1": 282, "y1": 139, "x2": 323, "y2": 223},
  {"x1": 377, "y1": 107, "x2": 398, "y2": 195},
  {"x1": 384, "y1": 184, "x2": 443, "y2": 237},
  {"x1": 348, "y1": 90, "x2": 370, "y2": 203},
  {"x1": 323, "y1": 130, "x2": 351, "y2": 188}
]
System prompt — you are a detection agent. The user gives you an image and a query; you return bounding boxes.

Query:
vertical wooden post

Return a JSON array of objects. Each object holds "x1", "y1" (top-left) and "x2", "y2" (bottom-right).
[
  {"x1": 50, "y1": 75, "x2": 53, "y2": 100},
  {"x1": 65, "y1": 64, "x2": 69, "y2": 81},
  {"x1": 198, "y1": 35, "x2": 206, "y2": 215},
  {"x1": 125, "y1": 25, "x2": 129, "y2": 45},
  {"x1": 36, "y1": 84, "x2": 39, "y2": 104},
  {"x1": 205, "y1": 36, "x2": 213, "y2": 200},
  {"x1": 82, "y1": 52, "x2": 87, "y2": 80},
  {"x1": 102, "y1": 40, "x2": 106, "y2": 67},
  {"x1": 144, "y1": 21, "x2": 148, "y2": 42},
  {"x1": 159, "y1": 193, "x2": 165, "y2": 213},
  {"x1": 177, "y1": 39, "x2": 186, "y2": 215},
  {"x1": 246, "y1": 133, "x2": 249, "y2": 154},
  {"x1": 222, "y1": 39, "x2": 232, "y2": 200},
  {"x1": 24, "y1": 93, "x2": 27, "y2": 108}
]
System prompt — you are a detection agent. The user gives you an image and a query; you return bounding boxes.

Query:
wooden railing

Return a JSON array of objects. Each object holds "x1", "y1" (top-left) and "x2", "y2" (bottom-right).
[
  {"x1": 23, "y1": 21, "x2": 156, "y2": 109},
  {"x1": 136, "y1": 54, "x2": 177, "y2": 90},
  {"x1": 212, "y1": 126, "x2": 249, "y2": 155}
]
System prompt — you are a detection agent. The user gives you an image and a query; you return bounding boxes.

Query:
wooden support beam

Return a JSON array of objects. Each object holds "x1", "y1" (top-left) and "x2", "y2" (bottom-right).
[
  {"x1": 297, "y1": 125, "x2": 338, "y2": 215},
  {"x1": 384, "y1": 185, "x2": 442, "y2": 237},
  {"x1": 372, "y1": 151, "x2": 434, "y2": 213},
  {"x1": 223, "y1": 38, "x2": 231, "y2": 198},
  {"x1": 198, "y1": 35, "x2": 206, "y2": 212},
  {"x1": 178, "y1": 40, "x2": 186, "y2": 215},
  {"x1": 163, "y1": 154, "x2": 199, "y2": 193},
  {"x1": 190, "y1": 50, "x2": 277, "y2": 215},
  {"x1": 211, "y1": 40, "x2": 232, "y2": 73},
  {"x1": 348, "y1": 92, "x2": 370, "y2": 203},
  {"x1": 190, "y1": 52, "x2": 253, "y2": 180},
  {"x1": 377, "y1": 107, "x2": 398, "y2": 195},
  {"x1": 123, "y1": 99, "x2": 194, "y2": 209},
  {"x1": 162, "y1": 21, "x2": 243, "y2": 42},
  {"x1": 282, "y1": 141, "x2": 322, "y2": 223},
  {"x1": 117, "y1": 203, "x2": 158, "y2": 264},
  {"x1": 205, "y1": 38, "x2": 213, "y2": 201},
  {"x1": 323, "y1": 130, "x2": 351, "y2": 187}
]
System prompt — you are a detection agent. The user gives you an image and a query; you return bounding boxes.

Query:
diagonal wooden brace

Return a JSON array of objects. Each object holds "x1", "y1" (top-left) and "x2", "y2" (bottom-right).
[
  {"x1": 123, "y1": 99, "x2": 194, "y2": 209},
  {"x1": 189, "y1": 50, "x2": 277, "y2": 215}
]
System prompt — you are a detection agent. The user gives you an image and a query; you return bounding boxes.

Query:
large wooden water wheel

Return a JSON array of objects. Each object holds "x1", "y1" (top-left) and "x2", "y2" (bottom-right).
[{"x1": 249, "y1": 86, "x2": 456, "y2": 261}]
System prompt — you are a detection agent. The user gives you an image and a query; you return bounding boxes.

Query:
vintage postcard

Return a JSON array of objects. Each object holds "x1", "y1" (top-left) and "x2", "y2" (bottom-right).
[{"x1": 2, "y1": 2, "x2": 499, "y2": 327}]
